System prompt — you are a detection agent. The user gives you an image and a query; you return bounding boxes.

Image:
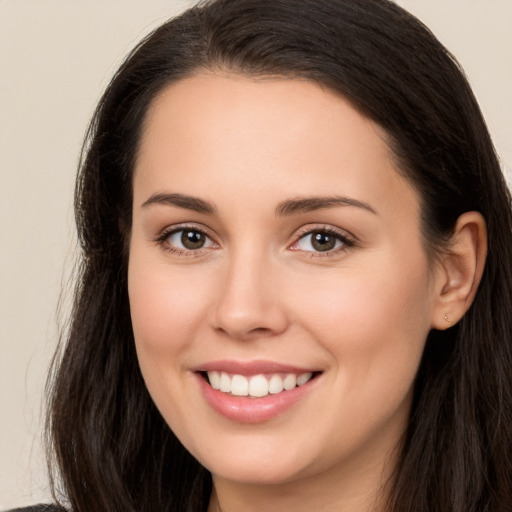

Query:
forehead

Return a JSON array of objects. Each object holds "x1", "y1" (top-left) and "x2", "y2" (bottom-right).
[{"x1": 134, "y1": 72, "x2": 419, "y2": 219}]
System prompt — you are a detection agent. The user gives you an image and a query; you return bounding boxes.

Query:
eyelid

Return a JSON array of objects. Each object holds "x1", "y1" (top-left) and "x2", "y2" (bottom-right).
[
  {"x1": 288, "y1": 224, "x2": 357, "y2": 255},
  {"x1": 154, "y1": 223, "x2": 219, "y2": 255},
  {"x1": 293, "y1": 223, "x2": 356, "y2": 240}
]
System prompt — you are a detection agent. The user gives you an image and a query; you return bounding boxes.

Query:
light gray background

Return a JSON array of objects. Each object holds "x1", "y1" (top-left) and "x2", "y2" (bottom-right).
[{"x1": 1, "y1": 0, "x2": 510, "y2": 508}]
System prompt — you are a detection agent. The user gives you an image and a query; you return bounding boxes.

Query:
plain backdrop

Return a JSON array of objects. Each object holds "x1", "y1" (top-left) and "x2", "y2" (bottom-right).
[{"x1": 0, "y1": 0, "x2": 510, "y2": 508}]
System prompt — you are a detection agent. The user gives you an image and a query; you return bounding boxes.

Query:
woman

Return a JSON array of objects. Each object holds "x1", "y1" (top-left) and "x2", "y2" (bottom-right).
[{"x1": 12, "y1": 0, "x2": 512, "y2": 510}]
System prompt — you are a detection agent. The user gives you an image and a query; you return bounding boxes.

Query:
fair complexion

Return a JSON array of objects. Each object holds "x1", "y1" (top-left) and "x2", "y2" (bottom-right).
[{"x1": 128, "y1": 73, "x2": 486, "y2": 512}]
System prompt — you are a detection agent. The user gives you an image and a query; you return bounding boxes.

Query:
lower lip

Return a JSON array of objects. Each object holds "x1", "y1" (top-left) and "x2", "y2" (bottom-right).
[{"x1": 196, "y1": 373, "x2": 319, "y2": 423}]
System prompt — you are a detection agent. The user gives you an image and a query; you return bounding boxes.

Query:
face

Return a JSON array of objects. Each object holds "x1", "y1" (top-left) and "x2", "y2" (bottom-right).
[{"x1": 128, "y1": 73, "x2": 439, "y2": 487}]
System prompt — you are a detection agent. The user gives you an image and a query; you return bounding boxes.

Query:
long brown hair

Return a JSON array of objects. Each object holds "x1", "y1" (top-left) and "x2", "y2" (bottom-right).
[{"x1": 47, "y1": 1, "x2": 512, "y2": 510}]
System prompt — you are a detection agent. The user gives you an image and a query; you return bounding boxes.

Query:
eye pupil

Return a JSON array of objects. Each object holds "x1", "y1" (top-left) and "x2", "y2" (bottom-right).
[
  {"x1": 181, "y1": 230, "x2": 205, "y2": 249},
  {"x1": 312, "y1": 232, "x2": 336, "y2": 251}
]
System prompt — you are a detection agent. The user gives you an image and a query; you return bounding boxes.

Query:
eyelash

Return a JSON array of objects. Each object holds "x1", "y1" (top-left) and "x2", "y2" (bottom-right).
[
  {"x1": 289, "y1": 225, "x2": 356, "y2": 258},
  {"x1": 154, "y1": 224, "x2": 217, "y2": 257},
  {"x1": 154, "y1": 224, "x2": 356, "y2": 258}
]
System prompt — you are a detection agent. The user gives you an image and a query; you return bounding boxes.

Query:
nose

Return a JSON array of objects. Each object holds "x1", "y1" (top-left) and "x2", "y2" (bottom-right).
[{"x1": 209, "y1": 250, "x2": 289, "y2": 341}]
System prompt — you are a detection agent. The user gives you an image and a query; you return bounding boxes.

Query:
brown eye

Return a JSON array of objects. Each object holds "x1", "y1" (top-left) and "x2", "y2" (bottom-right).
[
  {"x1": 294, "y1": 229, "x2": 350, "y2": 254},
  {"x1": 181, "y1": 230, "x2": 206, "y2": 249},
  {"x1": 165, "y1": 228, "x2": 215, "y2": 252},
  {"x1": 310, "y1": 232, "x2": 337, "y2": 251}
]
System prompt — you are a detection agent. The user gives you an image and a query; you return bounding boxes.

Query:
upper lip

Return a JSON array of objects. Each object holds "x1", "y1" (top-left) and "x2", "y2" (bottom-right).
[{"x1": 194, "y1": 359, "x2": 320, "y2": 376}]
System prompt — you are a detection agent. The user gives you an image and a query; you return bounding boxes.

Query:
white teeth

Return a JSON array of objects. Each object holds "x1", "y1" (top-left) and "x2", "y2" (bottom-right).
[
  {"x1": 208, "y1": 370, "x2": 221, "y2": 390},
  {"x1": 220, "y1": 372, "x2": 231, "y2": 392},
  {"x1": 249, "y1": 375, "x2": 269, "y2": 397},
  {"x1": 206, "y1": 371, "x2": 314, "y2": 397},
  {"x1": 283, "y1": 374, "x2": 297, "y2": 390},
  {"x1": 297, "y1": 372, "x2": 313, "y2": 386},
  {"x1": 268, "y1": 374, "x2": 284, "y2": 394},
  {"x1": 231, "y1": 375, "x2": 249, "y2": 396}
]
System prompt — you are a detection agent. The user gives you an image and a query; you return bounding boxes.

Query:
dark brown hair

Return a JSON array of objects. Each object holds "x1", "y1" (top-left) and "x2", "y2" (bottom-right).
[{"x1": 47, "y1": 1, "x2": 512, "y2": 510}]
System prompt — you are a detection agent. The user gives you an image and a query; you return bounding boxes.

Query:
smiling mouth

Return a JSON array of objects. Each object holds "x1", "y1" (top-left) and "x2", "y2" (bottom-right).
[{"x1": 202, "y1": 371, "x2": 320, "y2": 398}]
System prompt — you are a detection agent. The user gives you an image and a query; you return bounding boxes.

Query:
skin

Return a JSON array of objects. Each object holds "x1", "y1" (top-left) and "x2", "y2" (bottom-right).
[{"x1": 128, "y1": 73, "x2": 484, "y2": 511}]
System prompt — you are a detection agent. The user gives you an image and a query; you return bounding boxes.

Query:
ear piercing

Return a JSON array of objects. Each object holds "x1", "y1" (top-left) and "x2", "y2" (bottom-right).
[{"x1": 444, "y1": 313, "x2": 451, "y2": 323}]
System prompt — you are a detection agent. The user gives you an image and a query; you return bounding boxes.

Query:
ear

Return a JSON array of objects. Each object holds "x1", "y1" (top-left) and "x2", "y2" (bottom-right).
[{"x1": 431, "y1": 211, "x2": 487, "y2": 330}]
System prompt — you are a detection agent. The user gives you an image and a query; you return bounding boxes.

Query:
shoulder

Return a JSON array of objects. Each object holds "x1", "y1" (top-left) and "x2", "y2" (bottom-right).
[{"x1": 6, "y1": 506, "x2": 65, "y2": 512}]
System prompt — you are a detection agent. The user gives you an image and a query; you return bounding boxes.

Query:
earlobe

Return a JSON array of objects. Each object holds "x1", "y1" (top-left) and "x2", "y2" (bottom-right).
[{"x1": 431, "y1": 211, "x2": 487, "y2": 330}]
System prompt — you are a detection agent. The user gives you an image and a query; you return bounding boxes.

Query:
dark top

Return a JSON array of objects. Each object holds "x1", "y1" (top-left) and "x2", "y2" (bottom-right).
[{"x1": 7, "y1": 506, "x2": 63, "y2": 512}]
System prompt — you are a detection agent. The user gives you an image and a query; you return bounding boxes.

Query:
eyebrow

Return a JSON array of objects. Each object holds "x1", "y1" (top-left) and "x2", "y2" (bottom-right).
[
  {"x1": 140, "y1": 192, "x2": 377, "y2": 217},
  {"x1": 275, "y1": 195, "x2": 377, "y2": 216},
  {"x1": 141, "y1": 193, "x2": 216, "y2": 214}
]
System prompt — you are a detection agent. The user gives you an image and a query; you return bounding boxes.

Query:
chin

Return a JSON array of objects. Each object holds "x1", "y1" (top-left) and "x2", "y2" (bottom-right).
[
  {"x1": 193, "y1": 437, "x2": 315, "y2": 486},
  {"x1": 209, "y1": 461, "x2": 306, "y2": 486}
]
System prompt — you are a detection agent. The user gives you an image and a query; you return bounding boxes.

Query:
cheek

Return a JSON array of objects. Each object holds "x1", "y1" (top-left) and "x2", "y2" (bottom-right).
[
  {"x1": 285, "y1": 255, "x2": 432, "y2": 454},
  {"x1": 127, "y1": 257, "x2": 218, "y2": 445},
  {"x1": 128, "y1": 256, "x2": 210, "y2": 357},
  {"x1": 127, "y1": 253, "x2": 212, "y2": 426},
  {"x1": 287, "y1": 251, "x2": 433, "y2": 381}
]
